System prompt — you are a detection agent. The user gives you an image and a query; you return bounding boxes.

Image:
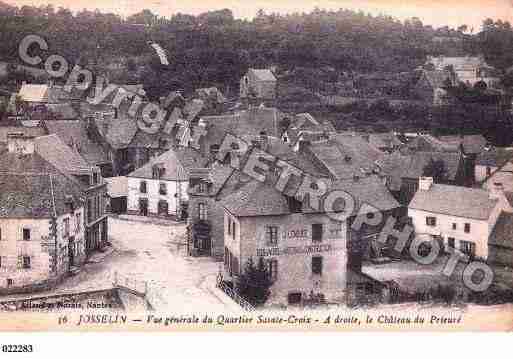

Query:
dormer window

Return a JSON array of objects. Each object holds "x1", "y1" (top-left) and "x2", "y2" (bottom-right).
[
  {"x1": 198, "y1": 181, "x2": 207, "y2": 193},
  {"x1": 152, "y1": 165, "x2": 165, "y2": 179}
]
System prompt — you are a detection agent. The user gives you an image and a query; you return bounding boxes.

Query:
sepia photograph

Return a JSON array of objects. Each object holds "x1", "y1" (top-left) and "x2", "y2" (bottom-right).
[{"x1": 0, "y1": 1, "x2": 512, "y2": 346}]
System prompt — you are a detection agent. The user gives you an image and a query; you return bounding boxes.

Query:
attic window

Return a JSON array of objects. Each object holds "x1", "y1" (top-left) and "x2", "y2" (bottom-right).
[{"x1": 152, "y1": 165, "x2": 165, "y2": 179}]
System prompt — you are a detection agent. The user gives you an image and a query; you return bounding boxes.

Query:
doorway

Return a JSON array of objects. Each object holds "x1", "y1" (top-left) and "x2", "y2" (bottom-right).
[{"x1": 139, "y1": 198, "x2": 149, "y2": 216}]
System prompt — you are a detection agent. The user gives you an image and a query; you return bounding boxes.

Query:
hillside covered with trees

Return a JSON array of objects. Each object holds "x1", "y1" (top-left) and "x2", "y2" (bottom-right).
[{"x1": 2, "y1": 2, "x2": 513, "y2": 99}]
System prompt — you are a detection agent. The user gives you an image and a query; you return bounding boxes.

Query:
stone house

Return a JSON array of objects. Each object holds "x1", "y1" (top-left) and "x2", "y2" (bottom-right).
[
  {"x1": 240, "y1": 68, "x2": 277, "y2": 102},
  {"x1": 0, "y1": 134, "x2": 86, "y2": 294},
  {"x1": 34, "y1": 134, "x2": 108, "y2": 255}
]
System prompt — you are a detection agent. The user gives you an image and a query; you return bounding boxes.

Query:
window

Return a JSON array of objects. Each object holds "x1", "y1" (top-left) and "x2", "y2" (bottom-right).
[
  {"x1": 152, "y1": 165, "x2": 165, "y2": 179},
  {"x1": 7, "y1": 279, "x2": 13, "y2": 287},
  {"x1": 18, "y1": 256, "x2": 30, "y2": 269},
  {"x1": 426, "y1": 217, "x2": 437, "y2": 227},
  {"x1": 312, "y1": 224, "x2": 323, "y2": 242},
  {"x1": 159, "y1": 183, "x2": 167, "y2": 195},
  {"x1": 199, "y1": 182, "x2": 207, "y2": 193},
  {"x1": 140, "y1": 181, "x2": 147, "y2": 193},
  {"x1": 0, "y1": 228, "x2": 2, "y2": 240},
  {"x1": 92, "y1": 172, "x2": 99, "y2": 185},
  {"x1": 269, "y1": 259, "x2": 278, "y2": 282},
  {"x1": 312, "y1": 256, "x2": 323, "y2": 276},
  {"x1": 63, "y1": 218, "x2": 70, "y2": 237},
  {"x1": 87, "y1": 198, "x2": 93, "y2": 222},
  {"x1": 23, "y1": 256, "x2": 31, "y2": 269},
  {"x1": 228, "y1": 218, "x2": 231, "y2": 235},
  {"x1": 232, "y1": 221, "x2": 236, "y2": 240},
  {"x1": 452, "y1": 223, "x2": 457, "y2": 230},
  {"x1": 266, "y1": 226, "x2": 278, "y2": 246},
  {"x1": 198, "y1": 203, "x2": 207, "y2": 221},
  {"x1": 448, "y1": 237, "x2": 455, "y2": 249},
  {"x1": 486, "y1": 166, "x2": 492, "y2": 177},
  {"x1": 75, "y1": 213, "x2": 81, "y2": 233},
  {"x1": 23, "y1": 228, "x2": 31, "y2": 241},
  {"x1": 464, "y1": 223, "x2": 471, "y2": 233},
  {"x1": 0, "y1": 257, "x2": 2, "y2": 268}
]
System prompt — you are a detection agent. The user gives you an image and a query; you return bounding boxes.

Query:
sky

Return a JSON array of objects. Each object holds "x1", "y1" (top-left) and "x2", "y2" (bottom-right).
[{"x1": 7, "y1": 0, "x2": 513, "y2": 30}]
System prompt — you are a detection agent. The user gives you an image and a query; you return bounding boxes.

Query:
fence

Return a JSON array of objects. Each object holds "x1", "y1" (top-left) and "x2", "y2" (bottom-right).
[{"x1": 217, "y1": 281, "x2": 255, "y2": 312}]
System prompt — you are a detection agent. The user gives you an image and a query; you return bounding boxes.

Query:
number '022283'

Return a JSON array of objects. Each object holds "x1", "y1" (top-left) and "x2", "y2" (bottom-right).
[{"x1": 2, "y1": 344, "x2": 34, "y2": 353}]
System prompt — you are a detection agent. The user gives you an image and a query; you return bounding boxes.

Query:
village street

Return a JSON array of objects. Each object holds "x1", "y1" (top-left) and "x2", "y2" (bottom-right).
[{"x1": 0, "y1": 217, "x2": 232, "y2": 312}]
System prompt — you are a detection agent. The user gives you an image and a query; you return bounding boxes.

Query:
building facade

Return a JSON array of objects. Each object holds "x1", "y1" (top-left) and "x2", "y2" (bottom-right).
[
  {"x1": 408, "y1": 177, "x2": 508, "y2": 260},
  {"x1": 240, "y1": 68, "x2": 277, "y2": 101},
  {"x1": 0, "y1": 133, "x2": 87, "y2": 294}
]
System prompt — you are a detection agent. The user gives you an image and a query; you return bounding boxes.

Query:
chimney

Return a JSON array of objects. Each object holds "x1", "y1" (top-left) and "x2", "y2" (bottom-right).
[
  {"x1": 7, "y1": 133, "x2": 35, "y2": 155},
  {"x1": 419, "y1": 176, "x2": 433, "y2": 191},
  {"x1": 489, "y1": 182, "x2": 504, "y2": 200}
]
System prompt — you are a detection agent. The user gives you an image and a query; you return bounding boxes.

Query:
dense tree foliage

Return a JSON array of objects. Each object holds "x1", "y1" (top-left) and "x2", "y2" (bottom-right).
[{"x1": 0, "y1": 3, "x2": 495, "y2": 100}]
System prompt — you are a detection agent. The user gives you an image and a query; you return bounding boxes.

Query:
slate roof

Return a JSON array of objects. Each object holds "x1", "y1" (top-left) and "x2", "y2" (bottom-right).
[
  {"x1": 404, "y1": 151, "x2": 462, "y2": 180},
  {"x1": 128, "y1": 147, "x2": 207, "y2": 181},
  {"x1": 285, "y1": 113, "x2": 336, "y2": 144},
  {"x1": 221, "y1": 180, "x2": 290, "y2": 217},
  {"x1": 248, "y1": 69, "x2": 277, "y2": 82},
  {"x1": 421, "y1": 70, "x2": 453, "y2": 89},
  {"x1": 43, "y1": 120, "x2": 109, "y2": 165},
  {"x1": 406, "y1": 135, "x2": 459, "y2": 153},
  {"x1": 0, "y1": 126, "x2": 46, "y2": 143},
  {"x1": 46, "y1": 103, "x2": 78, "y2": 120},
  {"x1": 195, "y1": 87, "x2": 226, "y2": 104},
  {"x1": 329, "y1": 175, "x2": 400, "y2": 212},
  {"x1": 34, "y1": 134, "x2": 93, "y2": 176},
  {"x1": 476, "y1": 148, "x2": 513, "y2": 168},
  {"x1": 438, "y1": 135, "x2": 488, "y2": 155},
  {"x1": 367, "y1": 132, "x2": 403, "y2": 149},
  {"x1": 409, "y1": 184, "x2": 498, "y2": 220},
  {"x1": 199, "y1": 107, "x2": 280, "y2": 151},
  {"x1": 427, "y1": 56, "x2": 494, "y2": 71},
  {"x1": 221, "y1": 174, "x2": 399, "y2": 218},
  {"x1": 104, "y1": 113, "x2": 139, "y2": 149},
  {"x1": 18, "y1": 84, "x2": 49, "y2": 103},
  {"x1": 489, "y1": 212, "x2": 513, "y2": 249},
  {"x1": 0, "y1": 151, "x2": 84, "y2": 218},
  {"x1": 307, "y1": 136, "x2": 384, "y2": 180}
]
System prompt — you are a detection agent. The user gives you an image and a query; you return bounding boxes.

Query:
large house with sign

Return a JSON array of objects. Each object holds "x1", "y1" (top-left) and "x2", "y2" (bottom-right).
[
  {"x1": 219, "y1": 169, "x2": 400, "y2": 306},
  {"x1": 221, "y1": 180, "x2": 349, "y2": 305}
]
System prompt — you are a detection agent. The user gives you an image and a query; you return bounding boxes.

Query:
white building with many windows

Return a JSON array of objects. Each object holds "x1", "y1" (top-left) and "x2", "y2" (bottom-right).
[
  {"x1": 127, "y1": 148, "x2": 207, "y2": 220},
  {"x1": 408, "y1": 177, "x2": 510, "y2": 259}
]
